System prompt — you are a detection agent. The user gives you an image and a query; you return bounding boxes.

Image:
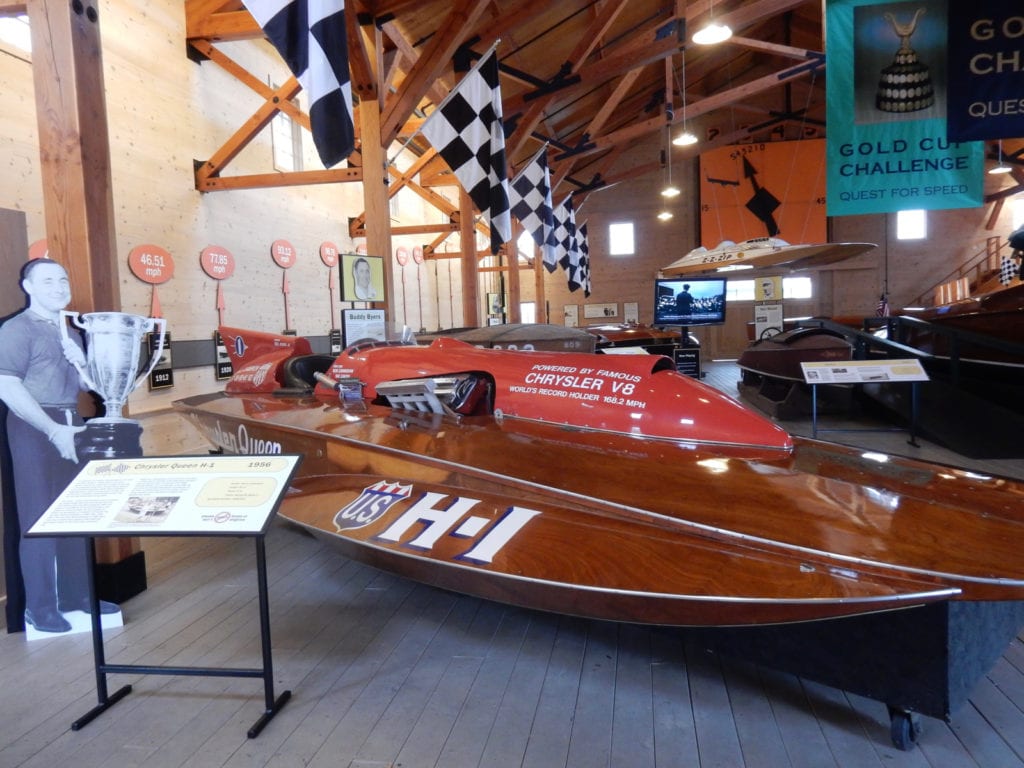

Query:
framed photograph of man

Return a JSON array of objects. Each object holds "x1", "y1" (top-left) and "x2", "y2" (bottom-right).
[{"x1": 340, "y1": 253, "x2": 384, "y2": 302}]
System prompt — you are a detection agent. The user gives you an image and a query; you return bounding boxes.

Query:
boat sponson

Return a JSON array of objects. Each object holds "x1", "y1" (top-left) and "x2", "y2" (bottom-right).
[{"x1": 175, "y1": 391, "x2": 1024, "y2": 625}]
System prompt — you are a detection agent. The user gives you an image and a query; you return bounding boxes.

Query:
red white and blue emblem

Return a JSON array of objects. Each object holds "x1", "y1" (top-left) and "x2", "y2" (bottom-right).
[{"x1": 334, "y1": 481, "x2": 413, "y2": 531}]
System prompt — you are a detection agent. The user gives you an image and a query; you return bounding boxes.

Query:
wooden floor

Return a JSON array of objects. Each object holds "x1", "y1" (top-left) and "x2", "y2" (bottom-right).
[{"x1": 2, "y1": 361, "x2": 1023, "y2": 768}]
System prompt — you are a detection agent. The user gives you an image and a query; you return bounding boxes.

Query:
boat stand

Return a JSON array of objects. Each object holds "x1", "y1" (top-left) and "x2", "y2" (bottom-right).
[
  {"x1": 686, "y1": 600, "x2": 1024, "y2": 750},
  {"x1": 73, "y1": 535, "x2": 290, "y2": 738}
]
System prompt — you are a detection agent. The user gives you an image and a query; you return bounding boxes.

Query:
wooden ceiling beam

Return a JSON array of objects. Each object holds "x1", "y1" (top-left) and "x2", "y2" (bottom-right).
[
  {"x1": 348, "y1": 149, "x2": 439, "y2": 235},
  {"x1": 506, "y1": 0, "x2": 632, "y2": 160},
  {"x1": 379, "y1": 19, "x2": 451, "y2": 107},
  {"x1": 184, "y1": 0, "x2": 259, "y2": 42},
  {"x1": 380, "y1": 0, "x2": 491, "y2": 147},
  {"x1": 198, "y1": 168, "x2": 363, "y2": 192},
  {"x1": 349, "y1": 9, "x2": 380, "y2": 105},
  {"x1": 194, "y1": 78, "x2": 302, "y2": 185},
  {"x1": 188, "y1": 39, "x2": 311, "y2": 130},
  {"x1": 555, "y1": 55, "x2": 823, "y2": 163},
  {"x1": 728, "y1": 35, "x2": 823, "y2": 62}
]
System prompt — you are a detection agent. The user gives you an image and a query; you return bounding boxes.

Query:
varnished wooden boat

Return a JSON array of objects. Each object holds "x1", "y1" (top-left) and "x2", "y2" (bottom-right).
[
  {"x1": 414, "y1": 322, "x2": 598, "y2": 353},
  {"x1": 737, "y1": 327, "x2": 853, "y2": 383},
  {"x1": 896, "y1": 283, "x2": 1024, "y2": 366},
  {"x1": 174, "y1": 328, "x2": 1024, "y2": 627}
]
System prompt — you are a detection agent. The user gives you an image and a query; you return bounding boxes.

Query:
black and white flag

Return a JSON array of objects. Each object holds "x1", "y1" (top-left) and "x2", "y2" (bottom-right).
[
  {"x1": 552, "y1": 195, "x2": 577, "y2": 274},
  {"x1": 247, "y1": 0, "x2": 355, "y2": 168},
  {"x1": 999, "y1": 256, "x2": 1017, "y2": 286},
  {"x1": 574, "y1": 221, "x2": 591, "y2": 297},
  {"x1": 510, "y1": 147, "x2": 557, "y2": 272},
  {"x1": 421, "y1": 48, "x2": 511, "y2": 255}
]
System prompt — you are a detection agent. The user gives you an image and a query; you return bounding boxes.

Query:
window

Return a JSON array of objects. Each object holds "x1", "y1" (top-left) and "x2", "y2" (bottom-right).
[
  {"x1": 519, "y1": 302, "x2": 537, "y2": 323},
  {"x1": 1013, "y1": 198, "x2": 1024, "y2": 231},
  {"x1": 896, "y1": 209, "x2": 926, "y2": 240},
  {"x1": 517, "y1": 229, "x2": 535, "y2": 258},
  {"x1": 726, "y1": 277, "x2": 813, "y2": 301},
  {"x1": 783, "y1": 276, "x2": 812, "y2": 299},
  {"x1": 608, "y1": 222, "x2": 634, "y2": 255},
  {"x1": 726, "y1": 280, "x2": 755, "y2": 302},
  {"x1": 271, "y1": 85, "x2": 303, "y2": 172},
  {"x1": 0, "y1": 15, "x2": 30, "y2": 54}
]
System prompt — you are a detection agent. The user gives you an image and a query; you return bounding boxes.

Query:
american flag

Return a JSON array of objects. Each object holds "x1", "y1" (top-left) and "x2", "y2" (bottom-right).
[
  {"x1": 421, "y1": 48, "x2": 511, "y2": 255},
  {"x1": 875, "y1": 293, "x2": 889, "y2": 317},
  {"x1": 510, "y1": 147, "x2": 557, "y2": 272},
  {"x1": 247, "y1": 0, "x2": 355, "y2": 169}
]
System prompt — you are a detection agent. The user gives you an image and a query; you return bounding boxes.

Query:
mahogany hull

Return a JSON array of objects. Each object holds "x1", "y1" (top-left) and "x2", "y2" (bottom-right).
[
  {"x1": 175, "y1": 391, "x2": 1024, "y2": 626},
  {"x1": 738, "y1": 328, "x2": 853, "y2": 382}
]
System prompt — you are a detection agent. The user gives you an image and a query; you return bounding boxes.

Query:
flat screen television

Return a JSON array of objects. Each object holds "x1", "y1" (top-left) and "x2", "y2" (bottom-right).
[{"x1": 653, "y1": 277, "x2": 727, "y2": 326}]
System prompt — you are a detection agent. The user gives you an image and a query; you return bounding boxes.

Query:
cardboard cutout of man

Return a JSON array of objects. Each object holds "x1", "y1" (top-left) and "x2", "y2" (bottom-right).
[{"x1": 0, "y1": 259, "x2": 118, "y2": 632}]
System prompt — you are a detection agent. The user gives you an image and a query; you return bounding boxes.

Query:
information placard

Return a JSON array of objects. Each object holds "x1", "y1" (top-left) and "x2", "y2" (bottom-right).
[
  {"x1": 28, "y1": 455, "x2": 301, "y2": 537},
  {"x1": 800, "y1": 359, "x2": 928, "y2": 384}
]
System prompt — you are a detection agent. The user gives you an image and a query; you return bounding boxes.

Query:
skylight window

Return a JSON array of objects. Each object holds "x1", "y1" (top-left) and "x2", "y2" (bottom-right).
[{"x1": 0, "y1": 15, "x2": 31, "y2": 54}]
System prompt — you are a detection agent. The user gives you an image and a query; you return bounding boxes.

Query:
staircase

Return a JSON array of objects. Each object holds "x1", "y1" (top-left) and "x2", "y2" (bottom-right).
[{"x1": 915, "y1": 236, "x2": 1019, "y2": 307}]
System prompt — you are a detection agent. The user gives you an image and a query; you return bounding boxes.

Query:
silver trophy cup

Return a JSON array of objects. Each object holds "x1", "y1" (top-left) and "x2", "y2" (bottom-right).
[{"x1": 60, "y1": 311, "x2": 167, "y2": 422}]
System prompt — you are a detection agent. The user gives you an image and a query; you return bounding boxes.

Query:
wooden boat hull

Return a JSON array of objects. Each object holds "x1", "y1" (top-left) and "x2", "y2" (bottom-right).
[
  {"x1": 175, "y1": 389, "x2": 1024, "y2": 626},
  {"x1": 737, "y1": 327, "x2": 853, "y2": 382},
  {"x1": 414, "y1": 323, "x2": 597, "y2": 353},
  {"x1": 897, "y1": 284, "x2": 1024, "y2": 366}
]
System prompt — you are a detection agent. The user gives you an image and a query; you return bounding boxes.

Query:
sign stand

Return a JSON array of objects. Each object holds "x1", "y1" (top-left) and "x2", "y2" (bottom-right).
[
  {"x1": 72, "y1": 534, "x2": 288, "y2": 737},
  {"x1": 800, "y1": 359, "x2": 929, "y2": 444},
  {"x1": 27, "y1": 454, "x2": 302, "y2": 738}
]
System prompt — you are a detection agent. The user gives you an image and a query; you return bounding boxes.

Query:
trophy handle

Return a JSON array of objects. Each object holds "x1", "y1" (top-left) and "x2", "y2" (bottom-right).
[
  {"x1": 58, "y1": 310, "x2": 99, "y2": 392},
  {"x1": 134, "y1": 317, "x2": 167, "y2": 390}
]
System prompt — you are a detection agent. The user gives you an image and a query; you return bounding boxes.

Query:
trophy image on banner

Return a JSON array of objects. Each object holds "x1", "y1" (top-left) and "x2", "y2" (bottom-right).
[
  {"x1": 875, "y1": 8, "x2": 934, "y2": 113},
  {"x1": 60, "y1": 311, "x2": 167, "y2": 459}
]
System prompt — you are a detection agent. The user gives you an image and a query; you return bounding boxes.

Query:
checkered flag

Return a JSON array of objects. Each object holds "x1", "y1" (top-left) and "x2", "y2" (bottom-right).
[
  {"x1": 999, "y1": 256, "x2": 1017, "y2": 286},
  {"x1": 247, "y1": 0, "x2": 355, "y2": 168},
  {"x1": 574, "y1": 222, "x2": 591, "y2": 297},
  {"x1": 510, "y1": 147, "x2": 557, "y2": 272},
  {"x1": 421, "y1": 48, "x2": 511, "y2": 255},
  {"x1": 552, "y1": 195, "x2": 577, "y2": 274}
]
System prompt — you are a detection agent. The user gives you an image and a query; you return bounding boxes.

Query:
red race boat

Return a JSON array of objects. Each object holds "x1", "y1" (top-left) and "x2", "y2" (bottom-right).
[{"x1": 175, "y1": 326, "x2": 1024, "y2": 627}]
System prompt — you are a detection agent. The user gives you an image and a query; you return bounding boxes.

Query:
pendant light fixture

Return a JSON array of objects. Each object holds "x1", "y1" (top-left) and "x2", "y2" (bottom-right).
[
  {"x1": 692, "y1": 0, "x2": 732, "y2": 45},
  {"x1": 989, "y1": 140, "x2": 1011, "y2": 174},
  {"x1": 673, "y1": 52, "x2": 699, "y2": 146},
  {"x1": 661, "y1": 137, "x2": 681, "y2": 198}
]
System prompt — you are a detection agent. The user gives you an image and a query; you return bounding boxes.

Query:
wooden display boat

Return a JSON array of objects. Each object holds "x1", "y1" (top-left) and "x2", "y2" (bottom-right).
[
  {"x1": 737, "y1": 327, "x2": 853, "y2": 383},
  {"x1": 413, "y1": 322, "x2": 597, "y2": 353},
  {"x1": 174, "y1": 327, "x2": 1024, "y2": 627},
  {"x1": 895, "y1": 283, "x2": 1024, "y2": 367}
]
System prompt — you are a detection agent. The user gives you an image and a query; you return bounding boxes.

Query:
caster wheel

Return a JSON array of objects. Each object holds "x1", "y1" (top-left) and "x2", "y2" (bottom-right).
[{"x1": 888, "y1": 706, "x2": 921, "y2": 750}]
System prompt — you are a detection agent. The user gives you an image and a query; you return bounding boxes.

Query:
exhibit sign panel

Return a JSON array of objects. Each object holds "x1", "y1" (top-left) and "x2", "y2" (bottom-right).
[{"x1": 29, "y1": 455, "x2": 301, "y2": 537}]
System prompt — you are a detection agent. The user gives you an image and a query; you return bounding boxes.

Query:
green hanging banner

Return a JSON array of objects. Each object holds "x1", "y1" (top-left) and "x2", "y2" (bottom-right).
[{"x1": 825, "y1": 0, "x2": 983, "y2": 216}]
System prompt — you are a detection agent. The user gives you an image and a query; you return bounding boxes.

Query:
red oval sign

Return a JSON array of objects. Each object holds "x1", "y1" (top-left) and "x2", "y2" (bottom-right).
[
  {"x1": 320, "y1": 241, "x2": 339, "y2": 268},
  {"x1": 271, "y1": 239, "x2": 296, "y2": 268},
  {"x1": 28, "y1": 239, "x2": 48, "y2": 261},
  {"x1": 200, "y1": 245, "x2": 235, "y2": 280},
  {"x1": 395, "y1": 246, "x2": 409, "y2": 266},
  {"x1": 412, "y1": 245, "x2": 424, "y2": 264},
  {"x1": 128, "y1": 244, "x2": 175, "y2": 284}
]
